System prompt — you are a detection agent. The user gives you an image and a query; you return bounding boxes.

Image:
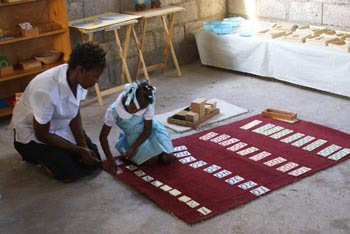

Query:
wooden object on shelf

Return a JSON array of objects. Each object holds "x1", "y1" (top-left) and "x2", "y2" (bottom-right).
[
  {"x1": 0, "y1": 65, "x2": 14, "y2": 76},
  {"x1": 20, "y1": 27, "x2": 39, "y2": 37},
  {"x1": 0, "y1": 0, "x2": 71, "y2": 117},
  {"x1": 262, "y1": 108, "x2": 299, "y2": 123},
  {"x1": 19, "y1": 59, "x2": 42, "y2": 70}
]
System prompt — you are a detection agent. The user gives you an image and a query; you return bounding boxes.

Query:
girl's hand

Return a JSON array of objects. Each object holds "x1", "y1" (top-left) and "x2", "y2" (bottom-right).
[
  {"x1": 108, "y1": 158, "x2": 117, "y2": 173},
  {"x1": 124, "y1": 148, "x2": 135, "y2": 160}
]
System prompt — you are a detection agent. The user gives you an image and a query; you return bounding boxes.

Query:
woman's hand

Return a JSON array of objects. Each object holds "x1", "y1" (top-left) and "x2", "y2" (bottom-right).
[{"x1": 79, "y1": 147, "x2": 101, "y2": 166}]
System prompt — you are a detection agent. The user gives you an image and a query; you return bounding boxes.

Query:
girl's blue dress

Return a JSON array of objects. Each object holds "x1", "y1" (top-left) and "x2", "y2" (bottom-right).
[{"x1": 109, "y1": 99, "x2": 173, "y2": 165}]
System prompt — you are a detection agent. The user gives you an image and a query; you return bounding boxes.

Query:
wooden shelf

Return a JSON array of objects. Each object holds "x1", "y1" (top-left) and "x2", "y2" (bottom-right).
[
  {"x1": 0, "y1": 106, "x2": 13, "y2": 117},
  {"x1": 0, "y1": 0, "x2": 38, "y2": 8},
  {"x1": 0, "y1": 61, "x2": 64, "y2": 82},
  {"x1": 0, "y1": 28, "x2": 67, "y2": 46}
]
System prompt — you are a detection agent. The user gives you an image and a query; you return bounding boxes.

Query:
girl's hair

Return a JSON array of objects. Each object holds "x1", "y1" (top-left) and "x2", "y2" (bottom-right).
[
  {"x1": 68, "y1": 42, "x2": 106, "y2": 71},
  {"x1": 136, "y1": 80, "x2": 156, "y2": 109}
]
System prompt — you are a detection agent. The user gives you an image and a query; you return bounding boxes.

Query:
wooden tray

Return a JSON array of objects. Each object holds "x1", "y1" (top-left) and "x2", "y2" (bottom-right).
[
  {"x1": 167, "y1": 107, "x2": 220, "y2": 128},
  {"x1": 262, "y1": 108, "x2": 299, "y2": 123}
]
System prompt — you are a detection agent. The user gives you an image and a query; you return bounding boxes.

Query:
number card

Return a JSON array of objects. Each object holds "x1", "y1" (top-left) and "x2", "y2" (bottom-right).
[
  {"x1": 227, "y1": 142, "x2": 248, "y2": 152},
  {"x1": 174, "y1": 150, "x2": 191, "y2": 158},
  {"x1": 173, "y1": 145, "x2": 188, "y2": 152},
  {"x1": 249, "y1": 151, "x2": 271, "y2": 161},
  {"x1": 328, "y1": 148, "x2": 350, "y2": 161},
  {"x1": 142, "y1": 175, "x2": 154, "y2": 182},
  {"x1": 179, "y1": 156, "x2": 197, "y2": 164},
  {"x1": 236, "y1": 147, "x2": 259, "y2": 156},
  {"x1": 197, "y1": 207, "x2": 212, "y2": 215},
  {"x1": 160, "y1": 184, "x2": 172, "y2": 192},
  {"x1": 189, "y1": 160, "x2": 207, "y2": 169},
  {"x1": 252, "y1": 123, "x2": 275, "y2": 134},
  {"x1": 280, "y1": 133, "x2": 305, "y2": 143},
  {"x1": 238, "y1": 181, "x2": 257, "y2": 190},
  {"x1": 218, "y1": 137, "x2": 240, "y2": 147},
  {"x1": 186, "y1": 200, "x2": 200, "y2": 208},
  {"x1": 261, "y1": 126, "x2": 285, "y2": 136},
  {"x1": 169, "y1": 189, "x2": 182, "y2": 196},
  {"x1": 250, "y1": 186, "x2": 270, "y2": 196},
  {"x1": 291, "y1": 136, "x2": 315, "y2": 147},
  {"x1": 178, "y1": 195, "x2": 191, "y2": 203},
  {"x1": 151, "y1": 180, "x2": 164, "y2": 187},
  {"x1": 240, "y1": 119, "x2": 262, "y2": 130},
  {"x1": 203, "y1": 164, "x2": 221, "y2": 173},
  {"x1": 270, "y1": 129, "x2": 293, "y2": 139},
  {"x1": 213, "y1": 170, "x2": 232, "y2": 178},
  {"x1": 288, "y1": 166, "x2": 312, "y2": 177},
  {"x1": 210, "y1": 134, "x2": 231, "y2": 143},
  {"x1": 317, "y1": 144, "x2": 341, "y2": 157},
  {"x1": 263, "y1": 157, "x2": 287, "y2": 167},
  {"x1": 125, "y1": 164, "x2": 138, "y2": 171},
  {"x1": 134, "y1": 170, "x2": 146, "y2": 177},
  {"x1": 276, "y1": 162, "x2": 299, "y2": 172},
  {"x1": 199, "y1": 132, "x2": 219, "y2": 141},
  {"x1": 302, "y1": 139, "x2": 327, "y2": 151},
  {"x1": 225, "y1": 175, "x2": 244, "y2": 185}
]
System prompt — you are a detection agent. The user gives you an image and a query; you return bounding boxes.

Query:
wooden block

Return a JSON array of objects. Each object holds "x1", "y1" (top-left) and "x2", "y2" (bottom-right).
[
  {"x1": 305, "y1": 35, "x2": 340, "y2": 46},
  {"x1": 19, "y1": 59, "x2": 41, "y2": 70},
  {"x1": 272, "y1": 23, "x2": 298, "y2": 31},
  {"x1": 173, "y1": 110, "x2": 188, "y2": 121},
  {"x1": 190, "y1": 98, "x2": 206, "y2": 119},
  {"x1": 205, "y1": 104, "x2": 214, "y2": 115},
  {"x1": 185, "y1": 111, "x2": 199, "y2": 123},
  {"x1": 283, "y1": 32, "x2": 312, "y2": 43},
  {"x1": 255, "y1": 29, "x2": 286, "y2": 39},
  {"x1": 328, "y1": 40, "x2": 350, "y2": 53},
  {"x1": 0, "y1": 65, "x2": 14, "y2": 76},
  {"x1": 205, "y1": 99, "x2": 217, "y2": 108},
  {"x1": 20, "y1": 27, "x2": 39, "y2": 37},
  {"x1": 262, "y1": 108, "x2": 297, "y2": 122}
]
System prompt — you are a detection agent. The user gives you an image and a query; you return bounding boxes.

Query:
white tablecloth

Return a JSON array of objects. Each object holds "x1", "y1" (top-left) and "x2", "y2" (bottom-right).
[{"x1": 195, "y1": 21, "x2": 350, "y2": 97}]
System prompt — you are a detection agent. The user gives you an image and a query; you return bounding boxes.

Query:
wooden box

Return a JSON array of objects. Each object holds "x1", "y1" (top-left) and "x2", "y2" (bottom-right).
[
  {"x1": 20, "y1": 27, "x2": 39, "y2": 37},
  {"x1": 0, "y1": 65, "x2": 14, "y2": 76},
  {"x1": 168, "y1": 107, "x2": 220, "y2": 128},
  {"x1": 262, "y1": 108, "x2": 298, "y2": 123},
  {"x1": 19, "y1": 59, "x2": 41, "y2": 70}
]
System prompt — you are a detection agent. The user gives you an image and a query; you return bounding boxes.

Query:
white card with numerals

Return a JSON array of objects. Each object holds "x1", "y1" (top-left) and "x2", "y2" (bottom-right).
[
  {"x1": 317, "y1": 144, "x2": 341, "y2": 157},
  {"x1": 213, "y1": 170, "x2": 232, "y2": 178},
  {"x1": 240, "y1": 120, "x2": 262, "y2": 130},
  {"x1": 218, "y1": 137, "x2": 240, "y2": 146},
  {"x1": 189, "y1": 160, "x2": 207, "y2": 169},
  {"x1": 236, "y1": 147, "x2": 259, "y2": 156},
  {"x1": 203, "y1": 164, "x2": 221, "y2": 173},
  {"x1": 199, "y1": 132, "x2": 219, "y2": 141},
  {"x1": 227, "y1": 142, "x2": 248, "y2": 152},
  {"x1": 179, "y1": 156, "x2": 196, "y2": 164},
  {"x1": 210, "y1": 134, "x2": 231, "y2": 143},
  {"x1": 302, "y1": 139, "x2": 327, "y2": 151}
]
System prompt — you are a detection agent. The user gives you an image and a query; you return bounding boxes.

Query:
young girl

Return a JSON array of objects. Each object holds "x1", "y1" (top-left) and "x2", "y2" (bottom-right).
[{"x1": 99, "y1": 80, "x2": 174, "y2": 172}]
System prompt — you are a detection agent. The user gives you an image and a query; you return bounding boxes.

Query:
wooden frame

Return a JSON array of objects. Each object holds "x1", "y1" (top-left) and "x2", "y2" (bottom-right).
[{"x1": 124, "y1": 6, "x2": 185, "y2": 80}]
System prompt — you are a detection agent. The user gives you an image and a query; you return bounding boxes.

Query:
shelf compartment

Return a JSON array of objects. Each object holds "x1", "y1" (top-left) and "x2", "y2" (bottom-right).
[
  {"x1": 0, "y1": 60, "x2": 64, "y2": 82},
  {"x1": 0, "y1": 28, "x2": 67, "y2": 46}
]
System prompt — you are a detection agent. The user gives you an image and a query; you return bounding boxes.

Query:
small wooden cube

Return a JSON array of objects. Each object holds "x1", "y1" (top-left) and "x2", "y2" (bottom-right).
[
  {"x1": 205, "y1": 99, "x2": 217, "y2": 108},
  {"x1": 190, "y1": 98, "x2": 206, "y2": 119},
  {"x1": 20, "y1": 59, "x2": 41, "y2": 70},
  {"x1": 185, "y1": 111, "x2": 199, "y2": 123},
  {"x1": 0, "y1": 65, "x2": 14, "y2": 76},
  {"x1": 205, "y1": 104, "x2": 213, "y2": 115},
  {"x1": 173, "y1": 110, "x2": 188, "y2": 121}
]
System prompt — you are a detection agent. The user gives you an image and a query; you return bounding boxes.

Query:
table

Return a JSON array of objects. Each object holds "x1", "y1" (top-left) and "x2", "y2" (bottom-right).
[
  {"x1": 124, "y1": 6, "x2": 185, "y2": 79},
  {"x1": 195, "y1": 20, "x2": 350, "y2": 97},
  {"x1": 69, "y1": 12, "x2": 150, "y2": 105}
]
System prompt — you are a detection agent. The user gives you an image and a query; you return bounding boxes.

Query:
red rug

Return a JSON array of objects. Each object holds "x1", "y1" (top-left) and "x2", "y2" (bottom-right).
[{"x1": 102, "y1": 114, "x2": 350, "y2": 224}]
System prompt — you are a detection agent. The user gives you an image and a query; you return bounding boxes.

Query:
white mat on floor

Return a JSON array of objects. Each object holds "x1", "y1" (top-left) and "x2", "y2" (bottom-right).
[{"x1": 155, "y1": 99, "x2": 248, "y2": 133}]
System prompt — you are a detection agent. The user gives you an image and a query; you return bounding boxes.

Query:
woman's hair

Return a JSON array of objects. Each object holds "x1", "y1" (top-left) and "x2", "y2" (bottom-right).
[
  {"x1": 136, "y1": 80, "x2": 156, "y2": 109},
  {"x1": 68, "y1": 42, "x2": 106, "y2": 71}
]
